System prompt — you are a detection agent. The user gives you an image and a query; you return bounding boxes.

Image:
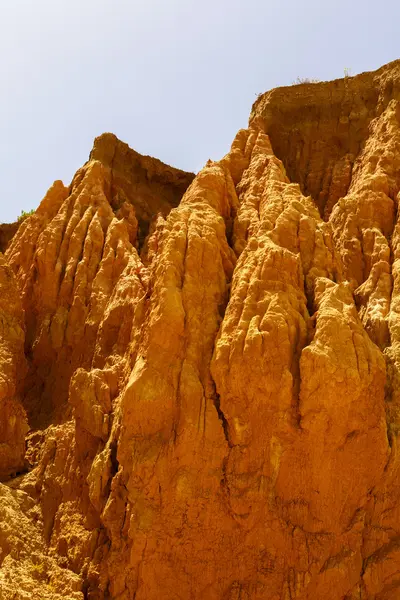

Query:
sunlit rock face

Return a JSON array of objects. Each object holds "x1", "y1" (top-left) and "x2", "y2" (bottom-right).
[{"x1": 2, "y1": 60, "x2": 400, "y2": 599}]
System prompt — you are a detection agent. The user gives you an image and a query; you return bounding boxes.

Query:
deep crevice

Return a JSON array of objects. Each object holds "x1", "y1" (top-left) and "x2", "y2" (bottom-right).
[{"x1": 213, "y1": 392, "x2": 232, "y2": 448}]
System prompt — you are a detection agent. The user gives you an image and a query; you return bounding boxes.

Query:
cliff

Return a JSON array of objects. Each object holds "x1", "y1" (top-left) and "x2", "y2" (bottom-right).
[{"x1": 1, "y1": 60, "x2": 400, "y2": 599}]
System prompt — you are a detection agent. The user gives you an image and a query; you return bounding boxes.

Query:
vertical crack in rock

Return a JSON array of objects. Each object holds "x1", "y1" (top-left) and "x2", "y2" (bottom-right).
[{"x1": 213, "y1": 392, "x2": 232, "y2": 447}]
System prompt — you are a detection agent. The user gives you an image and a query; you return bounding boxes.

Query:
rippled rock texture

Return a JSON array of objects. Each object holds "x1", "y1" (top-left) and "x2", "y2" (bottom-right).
[{"x1": 1, "y1": 60, "x2": 400, "y2": 599}]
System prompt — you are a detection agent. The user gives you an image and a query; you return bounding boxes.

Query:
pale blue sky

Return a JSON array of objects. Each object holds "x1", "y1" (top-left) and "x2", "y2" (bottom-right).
[{"x1": 1, "y1": 0, "x2": 398, "y2": 223}]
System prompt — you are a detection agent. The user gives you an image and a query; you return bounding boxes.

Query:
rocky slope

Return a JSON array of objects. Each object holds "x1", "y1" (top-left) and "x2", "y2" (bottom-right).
[{"x1": 1, "y1": 59, "x2": 400, "y2": 599}]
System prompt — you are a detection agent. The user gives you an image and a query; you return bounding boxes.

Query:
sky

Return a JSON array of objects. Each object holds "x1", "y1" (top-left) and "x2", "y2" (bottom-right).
[{"x1": 0, "y1": 0, "x2": 399, "y2": 223}]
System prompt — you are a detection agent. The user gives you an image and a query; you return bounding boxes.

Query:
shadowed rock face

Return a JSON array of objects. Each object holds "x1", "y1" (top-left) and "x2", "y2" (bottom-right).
[
  {"x1": 89, "y1": 133, "x2": 195, "y2": 247},
  {"x1": 0, "y1": 221, "x2": 20, "y2": 253},
  {"x1": 251, "y1": 60, "x2": 400, "y2": 218},
  {"x1": 1, "y1": 60, "x2": 400, "y2": 599}
]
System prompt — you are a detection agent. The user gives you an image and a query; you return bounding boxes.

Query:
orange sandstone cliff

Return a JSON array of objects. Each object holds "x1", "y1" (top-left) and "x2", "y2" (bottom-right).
[{"x1": 1, "y1": 60, "x2": 400, "y2": 599}]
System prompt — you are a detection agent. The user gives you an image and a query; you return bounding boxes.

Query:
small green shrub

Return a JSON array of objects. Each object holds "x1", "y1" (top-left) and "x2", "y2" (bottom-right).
[{"x1": 18, "y1": 209, "x2": 35, "y2": 222}]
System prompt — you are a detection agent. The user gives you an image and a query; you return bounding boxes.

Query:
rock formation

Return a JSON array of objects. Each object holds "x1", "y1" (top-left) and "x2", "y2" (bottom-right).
[{"x1": 1, "y1": 60, "x2": 400, "y2": 599}]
